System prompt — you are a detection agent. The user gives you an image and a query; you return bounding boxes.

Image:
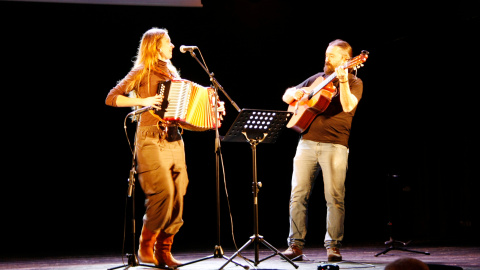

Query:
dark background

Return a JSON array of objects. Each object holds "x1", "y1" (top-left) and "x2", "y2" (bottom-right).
[{"x1": 1, "y1": 0, "x2": 478, "y2": 258}]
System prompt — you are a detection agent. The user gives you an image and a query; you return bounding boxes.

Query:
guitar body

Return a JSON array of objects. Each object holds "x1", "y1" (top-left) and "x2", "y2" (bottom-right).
[{"x1": 287, "y1": 76, "x2": 336, "y2": 133}]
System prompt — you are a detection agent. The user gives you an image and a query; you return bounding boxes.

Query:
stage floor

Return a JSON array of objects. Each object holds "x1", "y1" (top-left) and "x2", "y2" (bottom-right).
[{"x1": 1, "y1": 245, "x2": 479, "y2": 270}]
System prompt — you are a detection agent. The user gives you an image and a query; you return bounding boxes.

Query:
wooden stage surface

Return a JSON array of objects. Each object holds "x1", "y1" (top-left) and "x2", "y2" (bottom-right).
[{"x1": 1, "y1": 245, "x2": 479, "y2": 270}]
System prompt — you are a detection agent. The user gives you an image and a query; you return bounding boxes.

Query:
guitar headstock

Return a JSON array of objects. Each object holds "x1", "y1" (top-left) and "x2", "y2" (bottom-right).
[{"x1": 345, "y1": 50, "x2": 369, "y2": 70}]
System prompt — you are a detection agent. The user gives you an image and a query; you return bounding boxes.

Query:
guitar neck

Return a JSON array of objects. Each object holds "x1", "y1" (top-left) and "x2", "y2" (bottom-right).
[
  {"x1": 306, "y1": 51, "x2": 369, "y2": 99},
  {"x1": 309, "y1": 72, "x2": 337, "y2": 98}
]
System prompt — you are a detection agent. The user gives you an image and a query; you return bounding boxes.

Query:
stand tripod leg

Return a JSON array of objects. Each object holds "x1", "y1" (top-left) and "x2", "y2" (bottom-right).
[
  {"x1": 374, "y1": 239, "x2": 430, "y2": 257},
  {"x1": 259, "y1": 238, "x2": 298, "y2": 267},
  {"x1": 398, "y1": 247, "x2": 430, "y2": 255},
  {"x1": 220, "y1": 236, "x2": 299, "y2": 269},
  {"x1": 219, "y1": 237, "x2": 254, "y2": 270},
  {"x1": 177, "y1": 245, "x2": 247, "y2": 269},
  {"x1": 374, "y1": 247, "x2": 394, "y2": 257}
]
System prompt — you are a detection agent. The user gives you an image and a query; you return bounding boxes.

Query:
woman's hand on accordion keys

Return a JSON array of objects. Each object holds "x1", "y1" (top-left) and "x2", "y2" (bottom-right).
[{"x1": 142, "y1": 94, "x2": 163, "y2": 110}]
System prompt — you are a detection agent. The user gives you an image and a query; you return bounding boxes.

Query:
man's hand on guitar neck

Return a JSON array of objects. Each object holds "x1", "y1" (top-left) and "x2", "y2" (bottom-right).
[{"x1": 335, "y1": 66, "x2": 348, "y2": 82}]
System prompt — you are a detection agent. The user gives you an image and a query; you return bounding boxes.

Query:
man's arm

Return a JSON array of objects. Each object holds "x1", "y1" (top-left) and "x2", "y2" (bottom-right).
[{"x1": 336, "y1": 66, "x2": 358, "y2": 112}]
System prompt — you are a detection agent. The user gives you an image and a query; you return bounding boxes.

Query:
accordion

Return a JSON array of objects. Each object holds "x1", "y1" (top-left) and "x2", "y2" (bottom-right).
[{"x1": 151, "y1": 79, "x2": 222, "y2": 131}]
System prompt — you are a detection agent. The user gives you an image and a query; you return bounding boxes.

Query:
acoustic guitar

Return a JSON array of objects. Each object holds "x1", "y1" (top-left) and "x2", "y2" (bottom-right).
[{"x1": 286, "y1": 50, "x2": 369, "y2": 133}]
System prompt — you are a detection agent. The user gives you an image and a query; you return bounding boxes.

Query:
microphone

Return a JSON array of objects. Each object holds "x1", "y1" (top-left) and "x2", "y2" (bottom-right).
[
  {"x1": 179, "y1": 45, "x2": 198, "y2": 53},
  {"x1": 127, "y1": 106, "x2": 154, "y2": 116}
]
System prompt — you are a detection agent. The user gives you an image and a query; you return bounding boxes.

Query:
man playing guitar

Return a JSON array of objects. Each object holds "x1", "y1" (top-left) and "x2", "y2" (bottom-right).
[{"x1": 281, "y1": 39, "x2": 364, "y2": 262}]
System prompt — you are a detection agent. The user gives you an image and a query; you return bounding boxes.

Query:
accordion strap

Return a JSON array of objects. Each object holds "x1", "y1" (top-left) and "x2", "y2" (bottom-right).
[{"x1": 152, "y1": 65, "x2": 177, "y2": 80}]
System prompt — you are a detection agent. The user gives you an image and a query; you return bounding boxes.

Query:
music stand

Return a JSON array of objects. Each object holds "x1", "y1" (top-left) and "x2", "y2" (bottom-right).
[{"x1": 220, "y1": 109, "x2": 298, "y2": 269}]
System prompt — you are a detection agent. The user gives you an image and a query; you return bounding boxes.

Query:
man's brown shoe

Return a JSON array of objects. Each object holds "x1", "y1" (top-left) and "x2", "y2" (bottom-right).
[
  {"x1": 327, "y1": 247, "x2": 342, "y2": 261},
  {"x1": 281, "y1": 245, "x2": 303, "y2": 261}
]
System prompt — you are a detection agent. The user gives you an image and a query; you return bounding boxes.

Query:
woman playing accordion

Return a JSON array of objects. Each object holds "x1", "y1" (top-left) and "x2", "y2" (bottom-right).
[{"x1": 105, "y1": 27, "x2": 224, "y2": 268}]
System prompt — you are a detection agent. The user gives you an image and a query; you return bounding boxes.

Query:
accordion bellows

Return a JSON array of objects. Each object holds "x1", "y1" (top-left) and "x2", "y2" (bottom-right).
[{"x1": 151, "y1": 79, "x2": 221, "y2": 131}]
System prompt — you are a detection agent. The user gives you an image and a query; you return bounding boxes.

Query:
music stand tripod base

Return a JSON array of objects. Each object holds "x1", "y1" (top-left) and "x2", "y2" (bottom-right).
[
  {"x1": 175, "y1": 245, "x2": 247, "y2": 269},
  {"x1": 221, "y1": 109, "x2": 298, "y2": 269}
]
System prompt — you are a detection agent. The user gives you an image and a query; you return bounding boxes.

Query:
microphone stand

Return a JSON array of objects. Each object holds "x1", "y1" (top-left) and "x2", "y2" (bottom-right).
[
  {"x1": 187, "y1": 50, "x2": 240, "y2": 113},
  {"x1": 176, "y1": 49, "x2": 245, "y2": 269},
  {"x1": 109, "y1": 117, "x2": 159, "y2": 270}
]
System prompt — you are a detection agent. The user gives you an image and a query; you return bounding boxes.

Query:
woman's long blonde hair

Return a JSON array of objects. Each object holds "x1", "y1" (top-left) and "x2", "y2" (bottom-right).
[{"x1": 126, "y1": 28, "x2": 179, "y2": 97}]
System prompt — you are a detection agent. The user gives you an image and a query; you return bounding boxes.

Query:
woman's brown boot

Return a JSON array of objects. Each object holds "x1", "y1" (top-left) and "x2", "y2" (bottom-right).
[
  {"x1": 154, "y1": 231, "x2": 183, "y2": 267},
  {"x1": 137, "y1": 224, "x2": 159, "y2": 264}
]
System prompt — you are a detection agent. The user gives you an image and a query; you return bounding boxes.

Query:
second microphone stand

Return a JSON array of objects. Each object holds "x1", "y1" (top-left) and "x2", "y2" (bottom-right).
[
  {"x1": 108, "y1": 116, "x2": 159, "y2": 270},
  {"x1": 176, "y1": 48, "x2": 246, "y2": 269}
]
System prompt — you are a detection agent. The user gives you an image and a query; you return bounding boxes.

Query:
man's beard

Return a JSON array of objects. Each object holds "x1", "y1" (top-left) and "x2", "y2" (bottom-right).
[{"x1": 324, "y1": 62, "x2": 335, "y2": 75}]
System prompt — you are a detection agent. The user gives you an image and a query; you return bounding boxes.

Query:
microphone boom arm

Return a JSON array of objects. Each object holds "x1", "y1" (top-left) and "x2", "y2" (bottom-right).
[{"x1": 187, "y1": 50, "x2": 241, "y2": 112}]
